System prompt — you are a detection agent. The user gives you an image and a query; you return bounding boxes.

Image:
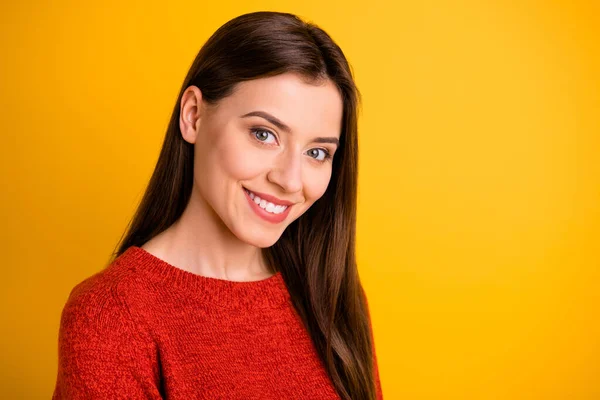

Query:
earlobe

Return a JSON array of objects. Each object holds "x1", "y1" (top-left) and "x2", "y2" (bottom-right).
[{"x1": 179, "y1": 86, "x2": 203, "y2": 144}]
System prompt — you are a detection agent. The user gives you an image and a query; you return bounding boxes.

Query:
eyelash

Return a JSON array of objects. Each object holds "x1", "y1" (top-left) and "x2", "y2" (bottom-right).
[{"x1": 249, "y1": 127, "x2": 333, "y2": 163}]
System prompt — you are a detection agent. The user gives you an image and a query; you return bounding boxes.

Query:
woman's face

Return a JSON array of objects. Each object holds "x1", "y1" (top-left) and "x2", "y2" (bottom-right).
[{"x1": 180, "y1": 72, "x2": 343, "y2": 248}]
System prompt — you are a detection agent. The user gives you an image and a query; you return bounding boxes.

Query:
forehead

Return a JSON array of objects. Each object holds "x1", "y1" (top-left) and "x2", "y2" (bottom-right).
[{"x1": 213, "y1": 73, "x2": 344, "y2": 139}]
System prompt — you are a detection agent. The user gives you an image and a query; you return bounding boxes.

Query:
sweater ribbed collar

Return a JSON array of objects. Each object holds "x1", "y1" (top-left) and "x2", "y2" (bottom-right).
[{"x1": 118, "y1": 246, "x2": 291, "y2": 310}]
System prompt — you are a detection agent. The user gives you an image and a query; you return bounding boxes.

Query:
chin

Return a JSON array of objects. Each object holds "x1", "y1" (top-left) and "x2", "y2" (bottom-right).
[
  {"x1": 245, "y1": 235, "x2": 281, "y2": 249},
  {"x1": 233, "y1": 225, "x2": 283, "y2": 249}
]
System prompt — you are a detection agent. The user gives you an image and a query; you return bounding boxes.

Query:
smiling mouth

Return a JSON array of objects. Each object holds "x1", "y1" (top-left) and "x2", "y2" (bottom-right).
[{"x1": 243, "y1": 187, "x2": 290, "y2": 214}]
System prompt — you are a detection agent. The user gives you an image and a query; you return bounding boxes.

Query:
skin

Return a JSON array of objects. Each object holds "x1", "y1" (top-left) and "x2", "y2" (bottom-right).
[{"x1": 141, "y1": 72, "x2": 343, "y2": 282}]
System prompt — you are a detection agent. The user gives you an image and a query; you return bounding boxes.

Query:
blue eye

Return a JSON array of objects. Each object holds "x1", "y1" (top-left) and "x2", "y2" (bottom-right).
[{"x1": 251, "y1": 128, "x2": 277, "y2": 144}]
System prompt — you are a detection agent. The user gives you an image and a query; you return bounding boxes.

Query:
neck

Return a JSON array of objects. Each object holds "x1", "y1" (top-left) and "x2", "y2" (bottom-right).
[{"x1": 141, "y1": 187, "x2": 272, "y2": 282}]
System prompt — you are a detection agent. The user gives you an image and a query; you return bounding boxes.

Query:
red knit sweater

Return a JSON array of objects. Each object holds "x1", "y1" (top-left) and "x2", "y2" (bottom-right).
[{"x1": 53, "y1": 246, "x2": 383, "y2": 399}]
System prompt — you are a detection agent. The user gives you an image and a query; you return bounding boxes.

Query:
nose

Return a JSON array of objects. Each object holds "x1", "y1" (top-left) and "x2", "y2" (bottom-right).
[{"x1": 267, "y1": 149, "x2": 303, "y2": 194}]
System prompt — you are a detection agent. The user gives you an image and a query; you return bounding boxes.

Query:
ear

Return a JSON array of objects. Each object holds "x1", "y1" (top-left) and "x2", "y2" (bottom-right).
[{"x1": 179, "y1": 85, "x2": 204, "y2": 144}]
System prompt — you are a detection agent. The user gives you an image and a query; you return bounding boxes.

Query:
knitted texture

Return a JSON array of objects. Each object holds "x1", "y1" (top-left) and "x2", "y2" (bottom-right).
[{"x1": 53, "y1": 246, "x2": 383, "y2": 399}]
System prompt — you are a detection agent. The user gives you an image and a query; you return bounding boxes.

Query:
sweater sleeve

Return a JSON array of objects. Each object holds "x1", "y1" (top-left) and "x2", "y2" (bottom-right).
[{"x1": 52, "y1": 279, "x2": 163, "y2": 400}]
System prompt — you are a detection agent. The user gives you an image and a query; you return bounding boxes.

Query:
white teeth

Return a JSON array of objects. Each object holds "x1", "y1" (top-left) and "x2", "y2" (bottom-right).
[{"x1": 245, "y1": 188, "x2": 289, "y2": 215}]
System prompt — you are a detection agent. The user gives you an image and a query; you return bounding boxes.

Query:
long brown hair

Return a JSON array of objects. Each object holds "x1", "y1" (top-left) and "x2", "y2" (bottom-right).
[{"x1": 111, "y1": 11, "x2": 378, "y2": 400}]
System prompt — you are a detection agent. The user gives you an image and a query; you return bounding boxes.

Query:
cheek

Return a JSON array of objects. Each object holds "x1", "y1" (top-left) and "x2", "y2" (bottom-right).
[
  {"x1": 303, "y1": 168, "x2": 333, "y2": 203},
  {"x1": 198, "y1": 128, "x2": 264, "y2": 181},
  {"x1": 218, "y1": 139, "x2": 266, "y2": 180}
]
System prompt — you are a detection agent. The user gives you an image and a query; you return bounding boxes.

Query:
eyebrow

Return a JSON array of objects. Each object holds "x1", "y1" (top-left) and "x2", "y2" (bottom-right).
[{"x1": 240, "y1": 110, "x2": 340, "y2": 148}]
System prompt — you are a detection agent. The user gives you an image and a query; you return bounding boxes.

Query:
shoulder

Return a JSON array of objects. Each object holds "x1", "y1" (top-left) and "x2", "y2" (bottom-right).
[
  {"x1": 57, "y1": 251, "x2": 153, "y2": 352},
  {"x1": 62, "y1": 251, "x2": 138, "y2": 317},
  {"x1": 53, "y1": 251, "x2": 162, "y2": 398}
]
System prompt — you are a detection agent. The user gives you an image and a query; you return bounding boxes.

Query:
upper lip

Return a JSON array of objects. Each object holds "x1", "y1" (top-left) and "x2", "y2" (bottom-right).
[{"x1": 243, "y1": 187, "x2": 295, "y2": 206}]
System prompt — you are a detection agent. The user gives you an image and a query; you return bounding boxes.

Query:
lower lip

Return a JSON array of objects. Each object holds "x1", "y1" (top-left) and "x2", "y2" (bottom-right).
[{"x1": 243, "y1": 188, "x2": 292, "y2": 224}]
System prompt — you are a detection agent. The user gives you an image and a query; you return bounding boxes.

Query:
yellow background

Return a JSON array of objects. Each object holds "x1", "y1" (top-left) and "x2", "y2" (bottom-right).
[{"x1": 1, "y1": 1, "x2": 598, "y2": 398}]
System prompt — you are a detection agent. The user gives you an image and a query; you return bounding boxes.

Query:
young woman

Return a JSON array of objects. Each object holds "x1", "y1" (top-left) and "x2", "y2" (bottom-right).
[{"x1": 53, "y1": 11, "x2": 383, "y2": 400}]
